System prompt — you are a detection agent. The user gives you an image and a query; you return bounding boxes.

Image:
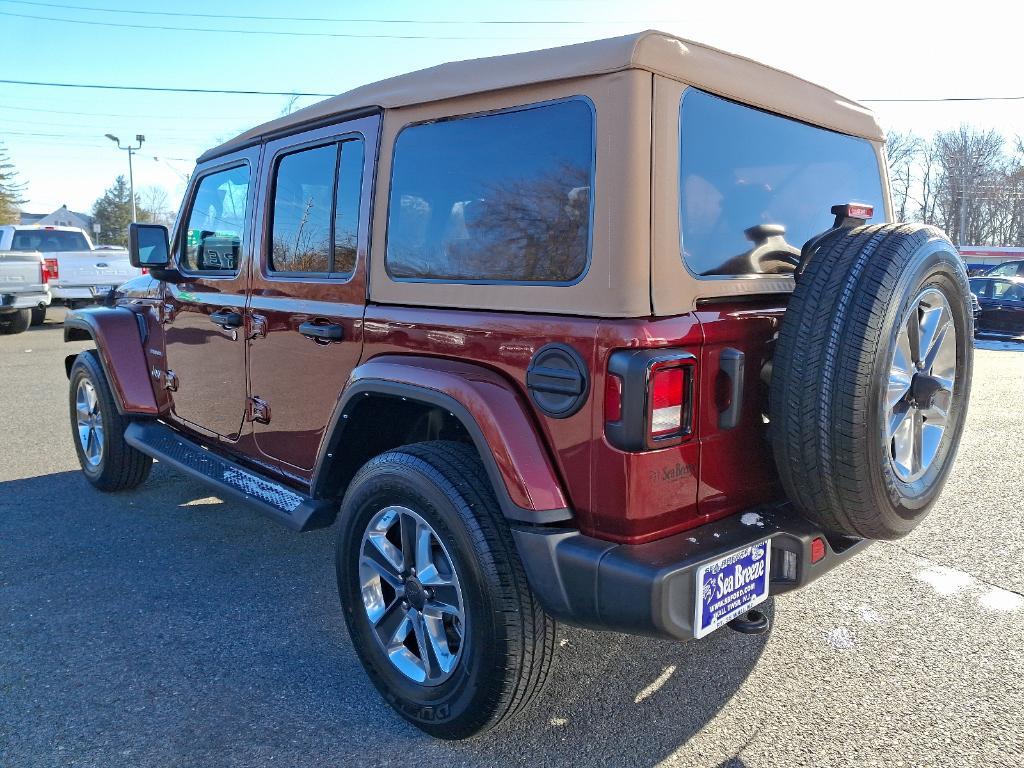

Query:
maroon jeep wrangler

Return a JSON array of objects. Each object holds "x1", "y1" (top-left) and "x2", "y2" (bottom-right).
[{"x1": 64, "y1": 31, "x2": 973, "y2": 739}]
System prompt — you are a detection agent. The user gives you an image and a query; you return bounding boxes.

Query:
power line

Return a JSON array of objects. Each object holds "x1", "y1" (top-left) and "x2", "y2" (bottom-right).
[
  {"x1": 0, "y1": 78, "x2": 333, "y2": 97},
  {"x1": 0, "y1": 103, "x2": 290, "y2": 121},
  {"x1": 0, "y1": 9, "x2": 555, "y2": 39},
  {"x1": 862, "y1": 96, "x2": 1024, "y2": 103},
  {"x1": 0, "y1": 0, "x2": 619, "y2": 24}
]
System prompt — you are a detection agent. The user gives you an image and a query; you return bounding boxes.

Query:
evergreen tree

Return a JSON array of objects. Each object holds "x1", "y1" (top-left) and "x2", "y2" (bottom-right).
[
  {"x1": 0, "y1": 142, "x2": 26, "y2": 225},
  {"x1": 91, "y1": 176, "x2": 146, "y2": 247}
]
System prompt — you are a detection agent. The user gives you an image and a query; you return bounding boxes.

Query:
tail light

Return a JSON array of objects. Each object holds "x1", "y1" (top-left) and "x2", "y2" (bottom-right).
[
  {"x1": 605, "y1": 350, "x2": 696, "y2": 451},
  {"x1": 44, "y1": 257, "x2": 59, "y2": 281},
  {"x1": 40, "y1": 262, "x2": 49, "y2": 284}
]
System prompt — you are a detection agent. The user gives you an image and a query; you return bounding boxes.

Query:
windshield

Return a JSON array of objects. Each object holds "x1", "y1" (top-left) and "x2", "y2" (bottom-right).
[
  {"x1": 11, "y1": 229, "x2": 90, "y2": 252},
  {"x1": 679, "y1": 89, "x2": 884, "y2": 278}
]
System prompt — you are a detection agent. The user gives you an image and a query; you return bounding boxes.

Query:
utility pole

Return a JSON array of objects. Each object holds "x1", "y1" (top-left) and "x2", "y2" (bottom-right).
[{"x1": 105, "y1": 134, "x2": 145, "y2": 222}]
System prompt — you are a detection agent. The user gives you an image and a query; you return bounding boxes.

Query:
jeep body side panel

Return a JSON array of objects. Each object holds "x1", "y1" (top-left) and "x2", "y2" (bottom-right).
[
  {"x1": 319, "y1": 354, "x2": 571, "y2": 522},
  {"x1": 64, "y1": 306, "x2": 159, "y2": 416}
]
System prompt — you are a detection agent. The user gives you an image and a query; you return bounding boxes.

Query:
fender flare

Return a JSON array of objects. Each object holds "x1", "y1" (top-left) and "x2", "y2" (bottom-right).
[
  {"x1": 63, "y1": 307, "x2": 159, "y2": 416},
  {"x1": 312, "y1": 355, "x2": 573, "y2": 525}
]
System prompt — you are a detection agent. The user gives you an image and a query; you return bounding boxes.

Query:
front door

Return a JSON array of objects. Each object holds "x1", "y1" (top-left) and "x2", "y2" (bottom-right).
[
  {"x1": 246, "y1": 115, "x2": 377, "y2": 473},
  {"x1": 162, "y1": 152, "x2": 258, "y2": 440}
]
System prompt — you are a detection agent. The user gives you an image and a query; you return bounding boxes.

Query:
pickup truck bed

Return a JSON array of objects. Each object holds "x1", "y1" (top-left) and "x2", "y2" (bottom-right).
[{"x1": 0, "y1": 250, "x2": 50, "y2": 333}]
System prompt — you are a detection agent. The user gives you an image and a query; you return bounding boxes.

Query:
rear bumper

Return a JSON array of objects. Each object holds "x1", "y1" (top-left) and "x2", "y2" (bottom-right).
[
  {"x1": 52, "y1": 286, "x2": 110, "y2": 301},
  {"x1": 0, "y1": 290, "x2": 50, "y2": 310},
  {"x1": 512, "y1": 502, "x2": 870, "y2": 641}
]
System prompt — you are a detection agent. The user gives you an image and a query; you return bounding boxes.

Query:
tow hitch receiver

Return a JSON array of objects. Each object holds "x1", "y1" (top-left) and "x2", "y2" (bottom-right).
[{"x1": 728, "y1": 608, "x2": 771, "y2": 635}]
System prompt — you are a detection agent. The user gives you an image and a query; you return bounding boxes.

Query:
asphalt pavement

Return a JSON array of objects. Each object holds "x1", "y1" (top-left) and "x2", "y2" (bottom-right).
[{"x1": 2, "y1": 311, "x2": 1023, "y2": 768}]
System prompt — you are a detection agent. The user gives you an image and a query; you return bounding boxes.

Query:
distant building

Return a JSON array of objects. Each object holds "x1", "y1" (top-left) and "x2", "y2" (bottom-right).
[
  {"x1": 17, "y1": 205, "x2": 94, "y2": 231},
  {"x1": 958, "y1": 246, "x2": 1024, "y2": 272}
]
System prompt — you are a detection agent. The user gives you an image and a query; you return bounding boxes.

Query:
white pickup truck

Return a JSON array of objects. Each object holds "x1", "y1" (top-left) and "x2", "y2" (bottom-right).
[
  {"x1": 0, "y1": 225, "x2": 142, "y2": 323},
  {"x1": 0, "y1": 249, "x2": 51, "y2": 334}
]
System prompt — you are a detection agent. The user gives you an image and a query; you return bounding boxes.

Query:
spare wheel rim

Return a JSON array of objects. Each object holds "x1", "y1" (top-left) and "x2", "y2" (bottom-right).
[{"x1": 884, "y1": 287, "x2": 957, "y2": 483}]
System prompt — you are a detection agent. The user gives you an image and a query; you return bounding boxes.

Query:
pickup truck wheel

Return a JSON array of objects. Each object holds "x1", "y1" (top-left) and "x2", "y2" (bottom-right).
[
  {"x1": 770, "y1": 223, "x2": 972, "y2": 539},
  {"x1": 30, "y1": 306, "x2": 46, "y2": 326},
  {"x1": 68, "y1": 350, "x2": 152, "y2": 491},
  {"x1": 0, "y1": 309, "x2": 31, "y2": 335},
  {"x1": 336, "y1": 441, "x2": 556, "y2": 739}
]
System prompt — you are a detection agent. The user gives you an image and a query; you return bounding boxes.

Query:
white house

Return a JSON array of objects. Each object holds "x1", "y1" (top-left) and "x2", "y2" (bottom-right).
[{"x1": 18, "y1": 205, "x2": 94, "y2": 230}]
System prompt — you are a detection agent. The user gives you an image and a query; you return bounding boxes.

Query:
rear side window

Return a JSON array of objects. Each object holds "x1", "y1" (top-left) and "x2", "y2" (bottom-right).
[
  {"x1": 386, "y1": 99, "x2": 594, "y2": 284},
  {"x1": 679, "y1": 89, "x2": 884, "y2": 278},
  {"x1": 987, "y1": 262, "x2": 1023, "y2": 277},
  {"x1": 269, "y1": 138, "x2": 364, "y2": 277},
  {"x1": 182, "y1": 164, "x2": 250, "y2": 273},
  {"x1": 11, "y1": 229, "x2": 89, "y2": 252}
]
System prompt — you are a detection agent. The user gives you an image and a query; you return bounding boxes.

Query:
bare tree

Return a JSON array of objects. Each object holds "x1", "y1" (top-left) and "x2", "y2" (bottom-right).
[
  {"x1": 139, "y1": 185, "x2": 174, "y2": 227},
  {"x1": 885, "y1": 130, "x2": 921, "y2": 222}
]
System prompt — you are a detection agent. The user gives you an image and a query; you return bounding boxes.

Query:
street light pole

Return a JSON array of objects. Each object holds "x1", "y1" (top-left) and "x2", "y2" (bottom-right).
[{"x1": 104, "y1": 133, "x2": 145, "y2": 222}]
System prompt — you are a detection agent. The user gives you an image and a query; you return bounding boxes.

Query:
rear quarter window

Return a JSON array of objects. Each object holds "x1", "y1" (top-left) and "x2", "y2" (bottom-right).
[
  {"x1": 679, "y1": 89, "x2": 884, "y2": 278},
  {"x1": 385, "y1": 98, "x2": 594, "y2": 284}
]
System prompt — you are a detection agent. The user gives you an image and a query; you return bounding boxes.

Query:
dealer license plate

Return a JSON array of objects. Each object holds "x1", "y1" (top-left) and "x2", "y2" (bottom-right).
[{"x1": 694, "y1": 539, "x2": 771, "y2": 639}]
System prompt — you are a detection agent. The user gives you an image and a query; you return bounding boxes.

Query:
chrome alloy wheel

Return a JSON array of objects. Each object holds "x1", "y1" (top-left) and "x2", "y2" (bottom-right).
[
  {"x1": 359, "y1": 506, "x2": 466, "y2": 685},
  {"x1": 885, "y1": 288, "x2": 958, "y2": 483},
  {"x1": 75, "y1": 378, "x2": 104, "y2": 467}
]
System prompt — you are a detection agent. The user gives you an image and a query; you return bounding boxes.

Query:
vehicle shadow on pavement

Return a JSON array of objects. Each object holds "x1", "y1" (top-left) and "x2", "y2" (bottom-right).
[{"x1": 0, "y1": 464, "x2": 769, "y2": 768}]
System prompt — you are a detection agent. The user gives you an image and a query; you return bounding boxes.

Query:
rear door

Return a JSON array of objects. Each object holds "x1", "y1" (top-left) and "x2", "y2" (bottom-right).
[
  {"x1": 162, "y1": 151, "x2": 258, "y2": 440},
  {"x1": 245, "y1": 115, "x2": 377, "y2": 473}
]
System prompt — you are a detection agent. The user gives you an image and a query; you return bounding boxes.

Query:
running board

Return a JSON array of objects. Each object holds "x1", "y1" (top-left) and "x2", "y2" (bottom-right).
[{"x1": 124, "y1": 421, "x2": 336, "y2": 532}]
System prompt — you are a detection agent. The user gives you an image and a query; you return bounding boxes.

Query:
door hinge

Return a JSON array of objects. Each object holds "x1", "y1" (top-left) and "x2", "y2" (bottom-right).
[
  {"x1": 161, "y1": 302, "x2": 177, "y2": 324},
  {"x1": 249, "y1": 313, "x2": 268, "y2": 340},
  {"x1": 247, "y1": 395, "x2": 271, "y2": 424},
  {"x1": 164, "y1": 369, "x2": 179, "y2": 392}
]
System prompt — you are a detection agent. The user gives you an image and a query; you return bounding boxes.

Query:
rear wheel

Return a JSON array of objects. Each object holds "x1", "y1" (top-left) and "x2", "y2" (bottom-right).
[
  {"x1": 0, "y1": 309, "x2": 31, "y2": 335},
  {"x1": 770, "y1": 224, "x2": 973, "y2": 539},
  {"x1": 336, "y1": 441, "x2": 556, "y2": 739},
  {"x1": 69, "y1": 350, "x2": 152, "y2": 491},
  {"x1": 30, "y1": 306, "x2": 46, "y2": 326}
]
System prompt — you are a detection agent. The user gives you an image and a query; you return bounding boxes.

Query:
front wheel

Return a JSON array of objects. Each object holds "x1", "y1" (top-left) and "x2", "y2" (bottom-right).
[
  {"x1": 69, "y1": 350, "x2": 152, "y2": 491},
  {"x1": 336, "y1": 441, "x2": 556, "y2": 739}
]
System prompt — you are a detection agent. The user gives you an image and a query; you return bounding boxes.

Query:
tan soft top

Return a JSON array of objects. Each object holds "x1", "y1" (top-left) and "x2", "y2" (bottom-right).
[{"x1": 200, "y1": 29, "x2": 883, "y2": 162}]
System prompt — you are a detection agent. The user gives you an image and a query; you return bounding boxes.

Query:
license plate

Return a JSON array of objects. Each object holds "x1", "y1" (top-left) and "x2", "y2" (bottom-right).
[
  {"x1": 92, "y1": 285, "x2": 113, "y2": 295},
  {"x1": 694, "y1": 539, "x2": 771, "y2": 639}
]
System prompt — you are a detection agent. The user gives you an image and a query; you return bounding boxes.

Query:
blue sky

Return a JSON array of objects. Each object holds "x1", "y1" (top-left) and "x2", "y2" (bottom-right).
[{"x1": 2, "y1": 0, "x2": 1018, "y2": 214}]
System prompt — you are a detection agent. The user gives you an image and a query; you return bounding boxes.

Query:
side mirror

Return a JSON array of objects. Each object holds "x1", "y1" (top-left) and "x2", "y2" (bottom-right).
[{"x1": 129, "y1": 223, "x2": 170, "y2": 268}]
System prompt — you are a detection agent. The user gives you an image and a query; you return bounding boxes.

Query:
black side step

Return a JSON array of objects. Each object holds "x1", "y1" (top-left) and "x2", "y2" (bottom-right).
[{"x1": 124, "y1": 421, "x2": 336, "y2": 532}]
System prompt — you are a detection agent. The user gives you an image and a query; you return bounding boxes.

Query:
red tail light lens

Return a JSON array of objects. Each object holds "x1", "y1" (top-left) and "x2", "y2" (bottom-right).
[
  {"x1": 649, "y1": 363, "x2": 685, "y2": 438},
  {"x1": 40, "y1": 262, "x2": 49, "y2": 284},
  {"x1": 44, "y1": 258, "x2": 59, "y2": 281}
]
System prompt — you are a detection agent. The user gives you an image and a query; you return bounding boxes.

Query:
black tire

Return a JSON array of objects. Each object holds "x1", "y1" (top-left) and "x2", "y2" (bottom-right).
[
  {"x1": 68, "y1": 350, "x2": 153, "y2": 491},
  {"x1": 0, "y1": 309, "x2": 31, "y2": 335},
  {"x1": 30, "y1": 306, "x2": 46, "y2": 326},
  {"x1": 336, "y1": 441, "x2": 556, "y2": 739},
  {"x1": 770, "y1": 224, "x2": 973, "y2": 540}
]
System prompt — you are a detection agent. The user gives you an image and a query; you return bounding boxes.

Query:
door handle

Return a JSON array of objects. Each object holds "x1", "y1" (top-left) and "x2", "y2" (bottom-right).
[
  {"x1": 210, "y1": 309, "x2": 243, "y2": 329},
  {"x1": 299, "y1": 321, "x2": 344, "y2": 341}
]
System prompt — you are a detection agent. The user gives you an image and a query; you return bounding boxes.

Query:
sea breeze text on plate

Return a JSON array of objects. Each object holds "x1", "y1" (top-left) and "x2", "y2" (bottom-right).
[{"x1": 714, "y1": 559, "x2": 766, "y2": 600}]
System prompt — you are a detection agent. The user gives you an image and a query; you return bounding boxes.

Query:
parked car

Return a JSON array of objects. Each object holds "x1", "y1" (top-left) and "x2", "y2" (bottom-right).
[
  {"x1": 61, "y1": 31, "x2": 974, "y2": 739},
  {"x1": 0, "y1": 249, "x2": 51, "y2": 334},
  {"x1": 985, "y1": 260, "x2": 1024, "y2": 278},
  {"x1": 0, "y1": 225, "x2": 142, "y2": 324},
  {"x1": 969, "y1": 276, "x2": 1024, "y2": 338}
]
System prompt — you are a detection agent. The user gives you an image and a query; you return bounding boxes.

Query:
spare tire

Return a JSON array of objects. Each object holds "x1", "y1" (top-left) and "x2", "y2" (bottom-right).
[{"x1": 770, "y1": 223, "x2": 972, "y2": 540}]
